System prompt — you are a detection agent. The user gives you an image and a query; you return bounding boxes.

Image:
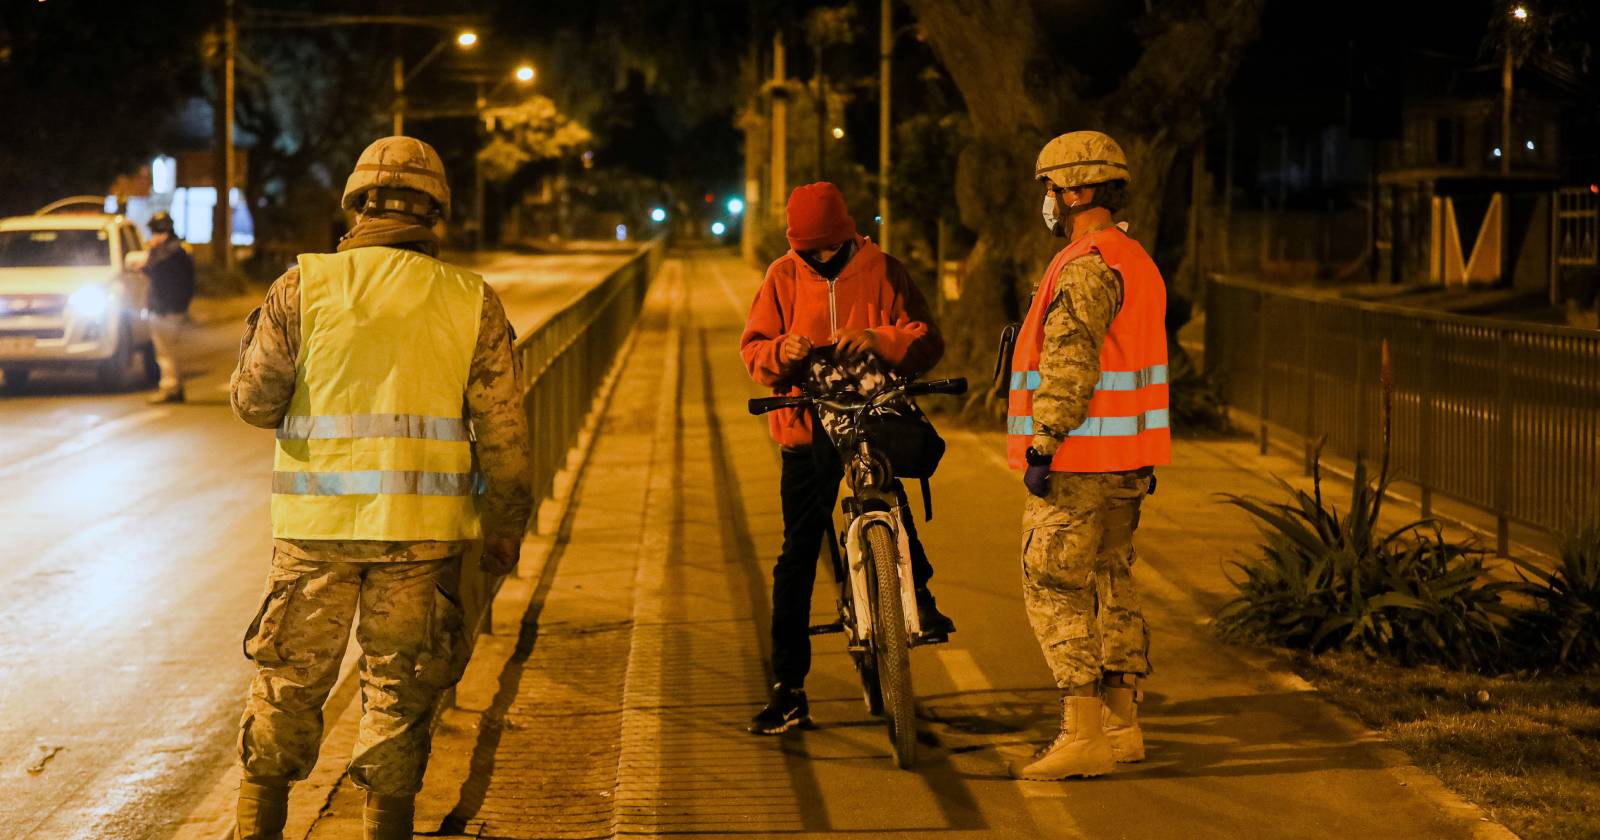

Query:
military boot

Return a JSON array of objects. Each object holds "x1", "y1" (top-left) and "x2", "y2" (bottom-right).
[
  {"x1": 1102, "y1": 676, "x2": 1145, "y2": 763},
  {"x1": 1009, "y1": 695, "x2": 1115, "y2": 781},
  {"x1": 235, "y1": 779, "x2": 289, "y2": 840},
  {"x1": 363, "y1": 793, "x2": 415, "y2": 840}
]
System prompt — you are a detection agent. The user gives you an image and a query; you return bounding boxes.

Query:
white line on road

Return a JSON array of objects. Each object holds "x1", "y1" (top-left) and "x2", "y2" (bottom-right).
[
  {"x1": 0, "y1": 408, "x2": 172, "y2": 481},
  {"x1": 933, "y1": 647, "x2": 992, "y2": 695}
]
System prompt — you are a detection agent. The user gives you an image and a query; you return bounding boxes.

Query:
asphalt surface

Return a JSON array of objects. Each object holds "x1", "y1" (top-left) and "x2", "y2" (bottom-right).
[
  {"x1": 0, "y1": 249, "x2": 629, "y2": 839},
  {"x1": 350, "y1": 252, "x2": 1508, "y2": 840}
]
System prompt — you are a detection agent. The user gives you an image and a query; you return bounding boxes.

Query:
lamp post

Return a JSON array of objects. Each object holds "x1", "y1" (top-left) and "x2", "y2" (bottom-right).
[
  {"x1": 393, "y1": 28, "x2": 479, "y2": 135},
  {"x1": 474, "y1": 64, "x2": 536, "y2": 248}
]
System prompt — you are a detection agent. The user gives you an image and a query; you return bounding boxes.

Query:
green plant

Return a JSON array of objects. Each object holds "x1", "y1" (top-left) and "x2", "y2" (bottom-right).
[
  {"x1": 1509, "y1": 521, "x2": 1600, "y2": 670},
  {"x1": 1217, "y1": 341, "x2": 1512, "y2": 670},
  {"x1": 1216, "y1": 450, "x2": 1509, "y2": 670}
]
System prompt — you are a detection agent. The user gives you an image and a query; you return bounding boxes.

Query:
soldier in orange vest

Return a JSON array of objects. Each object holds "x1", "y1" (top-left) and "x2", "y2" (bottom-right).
[{"x1": 1005, "y1": 131, "x2": 1171, "y2": 781}]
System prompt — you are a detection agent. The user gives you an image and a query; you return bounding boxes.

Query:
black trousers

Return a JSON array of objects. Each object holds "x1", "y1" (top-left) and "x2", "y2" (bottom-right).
[{"x1": 772, "y1": 443, "x2": 933, "y2": 687}]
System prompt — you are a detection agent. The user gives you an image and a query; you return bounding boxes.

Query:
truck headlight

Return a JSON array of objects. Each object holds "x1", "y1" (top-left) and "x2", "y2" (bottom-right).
[{"x1": 67, "y1": 285, "x2": 112, "y2": 320}]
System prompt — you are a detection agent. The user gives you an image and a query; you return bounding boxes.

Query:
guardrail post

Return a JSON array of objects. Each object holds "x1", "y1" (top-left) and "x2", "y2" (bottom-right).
[
  {"x1": 1354, "y1": 309, "x2": 1368, "y2": 466},
  {"x1": 1257, "y1": 291, "x2": 1269, "y2": 456},
  {"x1": 1419, "y1": 321, "x2": 1435, "y2": 518},
  {"x1": 1302, "y1": 300, "x2": 1315, "y2": 475},
  {"x1": 1494, "y1": 327, "x2": 1512, "y2": 556}
]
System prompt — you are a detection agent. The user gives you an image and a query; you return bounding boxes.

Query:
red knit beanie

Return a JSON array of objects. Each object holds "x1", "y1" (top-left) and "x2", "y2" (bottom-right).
[{"x1": 785, "y1": 182, "x2": 857, "y2": 251}]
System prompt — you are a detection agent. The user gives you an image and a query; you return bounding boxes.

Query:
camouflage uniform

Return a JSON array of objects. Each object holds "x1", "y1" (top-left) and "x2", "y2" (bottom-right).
[
  {"x1": 1022, "y1": 249, "x2": 1152, "y2": 690},
  {"x1": 229, "y1": 226, "x2": 533, "y2": 796}
]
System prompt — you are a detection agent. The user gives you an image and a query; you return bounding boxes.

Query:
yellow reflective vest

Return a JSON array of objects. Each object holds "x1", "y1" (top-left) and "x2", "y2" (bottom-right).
[{"x1": 271, "y1": 246, "x2": 485, "y2": 541}]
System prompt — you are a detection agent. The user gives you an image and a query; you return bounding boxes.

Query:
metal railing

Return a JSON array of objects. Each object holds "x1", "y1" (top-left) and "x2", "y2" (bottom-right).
[
  {"x1": 1205, "y1": 275, "x2": 1600, "y2": 553},
  {"x1": 455, "y1": 240, "x2": 664, "y2": 638}
]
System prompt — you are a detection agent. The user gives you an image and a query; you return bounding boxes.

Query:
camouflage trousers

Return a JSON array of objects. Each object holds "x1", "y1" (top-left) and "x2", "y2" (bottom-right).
[
  {"x1": 1021, "y1": 470, "x2": 1153, "y2": 690},
  {"x1": 237, "y1": 548, "x2": 470, "y2": 796}
]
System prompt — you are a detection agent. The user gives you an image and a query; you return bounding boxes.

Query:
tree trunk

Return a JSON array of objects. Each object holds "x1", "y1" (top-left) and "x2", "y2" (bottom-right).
[{"x1": 906, "y1": 0, "x2": 1263, "y2": 413}]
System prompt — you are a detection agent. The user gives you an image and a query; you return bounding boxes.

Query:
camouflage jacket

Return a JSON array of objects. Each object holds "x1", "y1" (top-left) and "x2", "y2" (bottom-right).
[
  {"x1": 230, "y1": 251, "x2": 534, "y2": 563},
  {"x1": 1031, "y1": 252, "x2": 1123, "y2": 456}
]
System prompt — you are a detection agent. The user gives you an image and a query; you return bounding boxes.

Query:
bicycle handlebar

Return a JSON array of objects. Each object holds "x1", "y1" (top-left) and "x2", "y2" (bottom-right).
[{"x1": 746, "y1": 377, "x2": 968, "y2": 416}]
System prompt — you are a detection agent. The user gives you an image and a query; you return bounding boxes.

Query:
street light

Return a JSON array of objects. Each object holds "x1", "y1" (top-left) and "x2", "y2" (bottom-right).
[
  {"x1": 396, "y1": 31, "x2": 480, "y2": 134},
  {"x1": 1512, "y1": 5, "x2": 1528, "y2": 21},
  {"x1": 515, "y1": 64, "x2": 536, "y2": 83},
  {"x1": 456, "y1": 30, "x2": 478, "y2": 47},
  {"x1": 726, "y1": 197, "x2": 744, "y2": 216}
]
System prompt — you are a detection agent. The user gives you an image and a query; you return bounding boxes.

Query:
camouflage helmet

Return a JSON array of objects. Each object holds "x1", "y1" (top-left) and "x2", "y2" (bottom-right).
[
  {"x1": 1034, "y1": 131, "x2": 1131, "y2": 190},
  {"x1": 341, "y1": 136, "x2": 451, "y2": 219}
]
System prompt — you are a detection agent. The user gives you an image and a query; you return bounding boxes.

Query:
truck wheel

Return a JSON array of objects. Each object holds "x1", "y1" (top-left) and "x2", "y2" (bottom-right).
[
  {"x1": 1, "y1": 366, "x2": 30, "y2": 393},
  {"x1": 96, "y1": 320, "x2": 135, "y2": 392},
  {"x1": 141, "y1": 342, "x2": 160, "y2": 386}
]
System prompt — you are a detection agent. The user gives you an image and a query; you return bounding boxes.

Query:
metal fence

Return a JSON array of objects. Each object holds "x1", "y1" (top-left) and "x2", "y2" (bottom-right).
[
  {"x1": 1205, "y1": 275, "x2": 1600, "y2": 552},
  {"x1": 456, "y1": 240, "x2": 665, "y2": 639}
]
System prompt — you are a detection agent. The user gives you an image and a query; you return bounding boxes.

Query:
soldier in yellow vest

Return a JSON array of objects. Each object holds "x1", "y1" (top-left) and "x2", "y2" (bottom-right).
[{"x1": 228, "y1": 137, "x2": 532, "y2": 840}]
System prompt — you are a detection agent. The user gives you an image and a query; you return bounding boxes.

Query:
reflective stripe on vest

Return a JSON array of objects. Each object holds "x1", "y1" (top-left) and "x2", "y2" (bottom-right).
[
  {"x1": 1010, "y1": 364, "x2": 1167, "y2": 395},
  {"x1": 1006, "y1": 406, "x2": 1170, "y2": 438},
  {"x1": 272, "y1": 470, "x2": 486, "y2": 496},
  {"x1": 277, "y1": 413, "x2": 472, "y2": 442}
]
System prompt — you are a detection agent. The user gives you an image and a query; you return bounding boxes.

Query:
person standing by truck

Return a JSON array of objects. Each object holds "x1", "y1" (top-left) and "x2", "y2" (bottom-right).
[{"x1": 142, "y1": 211, "x2": 194, "y2": 403}]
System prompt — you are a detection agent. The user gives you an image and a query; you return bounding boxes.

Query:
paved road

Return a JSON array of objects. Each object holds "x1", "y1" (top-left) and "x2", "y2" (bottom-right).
[
  {"x1": 0, "y1": 250, "x2": 629, "y2": 839},
  {"x1": 333, "y1": 251, "x2": 1505, "y2": 840}
]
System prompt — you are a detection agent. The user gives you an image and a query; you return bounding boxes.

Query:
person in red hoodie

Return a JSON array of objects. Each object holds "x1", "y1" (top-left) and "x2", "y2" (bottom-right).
[{"x1": 740, "y1": 182, "x2": 954, "y2": 735}]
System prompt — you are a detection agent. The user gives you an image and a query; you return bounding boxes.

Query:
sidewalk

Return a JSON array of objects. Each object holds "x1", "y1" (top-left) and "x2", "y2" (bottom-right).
[{"x1": 309, "y1": 251, "x2": 1516, "y2": 838}]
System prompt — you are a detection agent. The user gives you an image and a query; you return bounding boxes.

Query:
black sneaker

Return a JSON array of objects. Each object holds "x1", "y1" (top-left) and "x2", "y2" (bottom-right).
[
  {"x1": 916, "y1": 588, "x2": 956, "y2": 641},
  {"x1": 748, "y1": 683, "x2": 810, "y2": 735}
]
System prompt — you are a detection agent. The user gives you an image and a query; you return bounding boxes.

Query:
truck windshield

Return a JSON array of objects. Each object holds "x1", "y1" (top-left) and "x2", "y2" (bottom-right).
[{"x1": 0, "y1": 229, "x2": 112, "y2": 268}]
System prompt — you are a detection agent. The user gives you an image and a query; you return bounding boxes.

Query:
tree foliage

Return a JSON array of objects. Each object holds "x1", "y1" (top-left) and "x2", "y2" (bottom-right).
[
  {"x1": 904, "y1": 0, "x2": 1264, "y2": 408},
  {"x1": 477, "y1": 95, "x2": 593, "y2": 183}
]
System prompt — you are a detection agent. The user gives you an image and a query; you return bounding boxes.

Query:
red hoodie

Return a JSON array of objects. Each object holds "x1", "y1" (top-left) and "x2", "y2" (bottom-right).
[{"x1": 740, "y1": 237, "x2": 943, "y2": 446}]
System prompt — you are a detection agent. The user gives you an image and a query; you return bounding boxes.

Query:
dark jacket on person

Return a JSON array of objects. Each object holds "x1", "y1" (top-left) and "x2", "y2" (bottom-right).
[{"x1": 144, "y1": 237, "x2": 196, "y2": 315}]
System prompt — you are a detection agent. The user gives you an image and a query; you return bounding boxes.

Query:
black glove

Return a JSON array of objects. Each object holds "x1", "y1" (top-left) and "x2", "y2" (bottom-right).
[{"x1": 1023, "y1": 447, "x2": 1052, "y2": 498}]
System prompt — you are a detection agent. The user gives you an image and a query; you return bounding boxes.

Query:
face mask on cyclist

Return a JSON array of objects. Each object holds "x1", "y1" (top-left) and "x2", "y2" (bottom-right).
[{"x1": 799, "y1": 241, "x2": 855, "y2": 280}]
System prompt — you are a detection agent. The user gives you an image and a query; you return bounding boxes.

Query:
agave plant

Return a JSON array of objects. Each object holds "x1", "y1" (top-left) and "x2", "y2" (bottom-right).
[
  {"x1": 1508, "y1": 521, "x2": 1600, "y2": 670},
  {"x1": 1217, "y1": 341, "x2": 1511, "y2": 671}
]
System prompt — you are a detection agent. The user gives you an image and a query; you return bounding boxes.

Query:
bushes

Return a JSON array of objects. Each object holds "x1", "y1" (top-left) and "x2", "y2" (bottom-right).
[
  {"x1": 1217, "y1": 450, "x2": 1513, "y2": 671},
  {"x1": 1508, "y1": 522, "x2": 1600, "y2": 671},
  {"x1": 1218, "y1": 339, "x2": 1599, "y2": 674},
  {"x1": 1218, "y1": 454, "x2": 1600, "y2": 674}
]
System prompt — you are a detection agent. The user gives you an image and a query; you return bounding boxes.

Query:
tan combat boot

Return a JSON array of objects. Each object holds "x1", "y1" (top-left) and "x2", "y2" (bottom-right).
[
  {"x1": 1102, "y1": 676, "x2": 1145, "y2": 763},
  {"x1": 363, "y1": 793, "x2": 415, "y2": 840},
  {"x1": 235, "y1": 779, "x2": 289, "y2": 840},
  {"x1": 1009, "y1": 695, "x2": 1116, "y2": 780}
]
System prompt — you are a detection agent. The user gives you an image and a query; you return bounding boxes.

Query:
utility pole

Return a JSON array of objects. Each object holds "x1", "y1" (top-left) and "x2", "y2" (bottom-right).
[
  {"x1": 212, "y1": 0, "x2": 235, "y2": 275},
  {"x1": 770, "y1": 32, "x2": 788, "y2": 222},
  {"x1": 878, "y1": 0, "x2": 891, "y2": 255}
]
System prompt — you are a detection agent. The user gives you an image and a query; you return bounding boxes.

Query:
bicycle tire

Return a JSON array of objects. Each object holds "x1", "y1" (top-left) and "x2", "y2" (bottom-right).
[{"x1": 865, "y1": 522, "x2": 916, "y2": 768}]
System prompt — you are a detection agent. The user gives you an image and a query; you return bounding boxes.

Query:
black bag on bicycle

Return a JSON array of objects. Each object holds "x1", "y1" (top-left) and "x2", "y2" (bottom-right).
[
  {"x1": 863, "y1": 400, "x2": 944, "y2": 480},
  {"x1": 804, "y1": 345, "x2": 946, "y2": 480}
]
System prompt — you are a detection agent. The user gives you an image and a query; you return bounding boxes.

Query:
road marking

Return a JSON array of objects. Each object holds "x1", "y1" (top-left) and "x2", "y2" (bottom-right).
[
  {"x1": 933, "y1": 647, "x2": 991, "y2": 694},
  {"x1": 0, "y1": 408, "x2": 172, "y2": 481},
  {"x1": 708, "y1": 257, "x2": 749, "y2": 317}
]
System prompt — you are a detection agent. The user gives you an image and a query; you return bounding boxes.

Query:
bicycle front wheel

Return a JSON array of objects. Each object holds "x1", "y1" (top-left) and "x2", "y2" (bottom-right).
[{"x1": 865, "y1": 522, "x2": 916, "y2": 769}]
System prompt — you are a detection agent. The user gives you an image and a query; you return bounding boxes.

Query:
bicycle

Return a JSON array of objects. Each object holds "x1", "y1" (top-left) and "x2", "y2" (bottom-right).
[{"x1": 749, "y1": 371, "x2": 967, "y2": 769}]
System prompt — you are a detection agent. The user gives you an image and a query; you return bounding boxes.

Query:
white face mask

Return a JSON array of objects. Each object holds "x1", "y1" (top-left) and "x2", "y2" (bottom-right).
[{"x1": 1042, "y1": 192, "x2": 1077, "y2": 235}]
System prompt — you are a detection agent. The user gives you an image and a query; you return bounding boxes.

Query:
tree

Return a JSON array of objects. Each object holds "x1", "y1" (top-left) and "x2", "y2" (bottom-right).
[
  {"x1": 904, "y1": 0, "x2": 1264, "y2": 410},
  {"x1": 477, "y1": 94, "x2": 593, "y2": 183}
]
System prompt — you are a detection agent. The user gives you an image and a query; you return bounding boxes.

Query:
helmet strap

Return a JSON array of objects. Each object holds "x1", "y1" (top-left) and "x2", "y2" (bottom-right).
[{"x1": 361, "y1": 188, "x2": 441, "y2": 223}]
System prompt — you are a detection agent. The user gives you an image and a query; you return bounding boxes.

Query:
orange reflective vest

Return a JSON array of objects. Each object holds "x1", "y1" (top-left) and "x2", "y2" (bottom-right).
[{"x1": 1006, "y1": 226, "x2": 1172, "y2": 472}]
